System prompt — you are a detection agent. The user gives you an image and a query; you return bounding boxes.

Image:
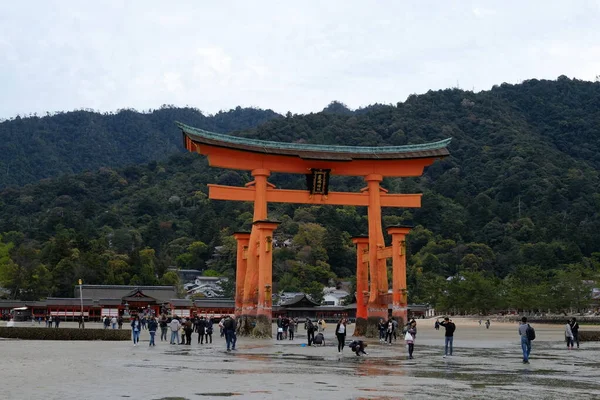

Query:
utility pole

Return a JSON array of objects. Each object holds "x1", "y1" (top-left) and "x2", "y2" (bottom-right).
[{"x1": 79, "y1": 279, "x2": 85, "y2": 329}]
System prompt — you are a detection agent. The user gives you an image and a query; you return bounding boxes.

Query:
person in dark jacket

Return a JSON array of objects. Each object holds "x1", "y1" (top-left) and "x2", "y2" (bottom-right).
[
  {"x1": 196, "y1": 316, "x2": 206, "y2": 344},
  {"x1": 183, "y1": 318, "x2": 193, "y2": 345},
  {"x1": 377, "y1": 318, "x2": 386, "y2": 343},
  {"x1": 570, "y1": 318, "x2": 580, "y2": 349},
  {"x1": 223, "y1": 315, "x2": 236, "y2": 351},
  {"x1": 131, "y1": 316, "x2": 141, "y2": 346},
  {"x1": 405, "y1": 321, "x2": 417, "y2": 359},
  {"x1": 305, "y1": 318, "x2": 316, "y2": 346},
  {"x1": 335, "y1": 318, "x2": 347, "y2": 352},
  {"x1": 159, "y1": 315, "x2": 168, "y2": 341},
  {"x1": 349, "y1": 340, "x2": 368, "y2": 356},
  {"x1": 148, "y1": 316, "x2": 158, "y2": 346},
  {"x1": 205, "y1": 318, "x2": 213, "y2": 344},
  {"x1": 438, "y1": 317, "x2": 456, "y2": 357}
]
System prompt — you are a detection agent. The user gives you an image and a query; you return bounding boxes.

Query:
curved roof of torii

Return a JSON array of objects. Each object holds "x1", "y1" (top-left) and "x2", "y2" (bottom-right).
[{"x1": 177, "y1": 121, "x2": 451, "y2": 161}]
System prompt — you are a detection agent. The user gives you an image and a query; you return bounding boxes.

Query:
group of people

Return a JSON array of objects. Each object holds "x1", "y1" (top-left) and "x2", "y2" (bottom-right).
[
  {"x1": 129, "y1": 314, "x2": 237, "y2": 351},
  {"x1": 102, "y1": 315, "x2": 124, "y2": 329},
  {"x1": 275, "y1": 316, "x2": 298, "y2": 340},
  {"x1": 564, "y1": 317, "x2": 580, "y2": 350},
  {"x1": 377, "y1": 317, "x2": 399, "y2": 344}
]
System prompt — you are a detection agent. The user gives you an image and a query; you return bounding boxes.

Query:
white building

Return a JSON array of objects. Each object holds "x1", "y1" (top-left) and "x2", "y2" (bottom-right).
[
  {"x1": 322, "y1": 287, "x2": 349, "y2": 306},
  {"x1": 185, "y1": 276, "x2": 228, "y2": 298}
]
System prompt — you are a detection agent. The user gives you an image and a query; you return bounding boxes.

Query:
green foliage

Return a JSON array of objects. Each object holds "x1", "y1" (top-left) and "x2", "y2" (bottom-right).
[{"x1": 1, "y1": 78, "x2": 600, "y2": 311}]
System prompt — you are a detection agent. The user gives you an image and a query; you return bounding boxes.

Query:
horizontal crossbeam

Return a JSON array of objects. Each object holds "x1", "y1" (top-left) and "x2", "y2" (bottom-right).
[
  {"x1": 208, "y1": 185, "x2": 422, "y2": 208},
  {"x1": 361, "y1": 246, "x2": 393, "y2": 262}
]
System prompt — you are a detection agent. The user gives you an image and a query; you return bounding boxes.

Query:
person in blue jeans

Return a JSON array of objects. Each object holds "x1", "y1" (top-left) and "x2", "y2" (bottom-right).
[
  {"x1": 518, "y1": 316, "x2": 532, "y2": 364},
  {"x1": 438, "y1": 317, "x2": 456, "y2": 357},
  {"x1": 222, "y1": 315, "x2": 236, "y2": 351},
  {"x1": 147, "y1": 316, "x2": 158, "y2": 347},
  {"x1": 131, "y1": 316, "x2": 141, "y2": 346}
]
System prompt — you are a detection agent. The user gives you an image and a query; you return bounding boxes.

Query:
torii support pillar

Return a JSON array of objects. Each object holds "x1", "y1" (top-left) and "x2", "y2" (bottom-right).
[
  {"x1": 253, "y1": 220, "x2": 280, "y2": 338},
  {"x1": 387, "y1": 225, "x2": 412, "y2": 327},
  {"x1": 352, "y1": 236, "x2": 369, "y2": 336},
  {"x1": 239, "y1": 169, "x2": 270, "y2": 335},
  {"x1": 366, "y1": 174, "x2": 389, "y2": 337},
  {"x1": 233, "y1": 232, "x2": 250, "y2": 318}
]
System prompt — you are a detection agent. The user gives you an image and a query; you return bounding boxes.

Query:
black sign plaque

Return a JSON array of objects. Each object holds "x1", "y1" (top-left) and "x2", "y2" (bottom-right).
[{"x1": 306, "y1": 169, "x2": 330, "y2": 195}]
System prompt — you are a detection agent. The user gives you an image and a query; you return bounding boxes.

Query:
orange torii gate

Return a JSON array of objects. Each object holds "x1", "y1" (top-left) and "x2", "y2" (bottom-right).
[{"x1": 178, "y1": 122, "x2": 450, "y2": 337}]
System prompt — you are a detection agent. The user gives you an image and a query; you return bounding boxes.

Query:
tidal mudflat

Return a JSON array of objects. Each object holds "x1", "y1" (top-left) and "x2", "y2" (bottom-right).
[{"x1": 1, "y1": 319, "x2": 599, "y2": 400}]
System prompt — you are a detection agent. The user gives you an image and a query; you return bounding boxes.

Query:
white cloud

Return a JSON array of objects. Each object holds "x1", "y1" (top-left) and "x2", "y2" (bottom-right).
[{"x1": 0, "y1": 0, "x2": 599, "y2": 118}]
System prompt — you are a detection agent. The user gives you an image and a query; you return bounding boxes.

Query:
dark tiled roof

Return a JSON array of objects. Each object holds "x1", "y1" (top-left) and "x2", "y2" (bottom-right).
[
  {"x1": 169, "y1": 299, "x2": 193, "y2": 307},
  {"x1": 46, "y1": 298, "x2": 96, "y2": 306},
  {"x1": 279, "y1": 294, "x2": 320, "y2": 307},
  {"x1": 76, "y1": 285, "x2": 177, "y2": 303},
  {"x1": 178, "y1": 122, "x2": 452, "y2": 161},
  {"x1": 193, "y1": 298, "x2": 235, "y2": 308}
]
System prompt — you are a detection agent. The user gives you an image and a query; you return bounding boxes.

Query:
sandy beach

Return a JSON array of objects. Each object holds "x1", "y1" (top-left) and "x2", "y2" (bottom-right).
[{"x1": 1, "y1": 318, "x2": 599, "y2": 400}]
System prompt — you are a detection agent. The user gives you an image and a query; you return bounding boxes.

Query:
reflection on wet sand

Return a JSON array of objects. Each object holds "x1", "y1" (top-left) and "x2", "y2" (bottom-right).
[{"x1": 2, "y1": 320, "x2": 600, "y2": 399}]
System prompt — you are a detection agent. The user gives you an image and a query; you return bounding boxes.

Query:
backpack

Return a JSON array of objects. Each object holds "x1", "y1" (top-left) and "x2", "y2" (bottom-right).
[{"x1": 526, "y1": 324, "x2": 536, "y2": 341}]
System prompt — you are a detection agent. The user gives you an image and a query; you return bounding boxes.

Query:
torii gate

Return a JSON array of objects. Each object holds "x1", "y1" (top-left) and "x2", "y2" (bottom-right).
[{"x1": 178, "y1": 122, "x2": 450, "y2": 337}]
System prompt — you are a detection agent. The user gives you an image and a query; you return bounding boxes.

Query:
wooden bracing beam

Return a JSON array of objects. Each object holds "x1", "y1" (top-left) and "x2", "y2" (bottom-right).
[{"x1": 208, "y1": 184, "x2": 422, "y2": 208}]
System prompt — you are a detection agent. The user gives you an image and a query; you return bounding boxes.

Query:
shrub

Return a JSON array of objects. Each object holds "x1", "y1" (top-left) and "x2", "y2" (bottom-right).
[
  {"x1": 0, "y1": 327, "x2": 130, "y2": 340},
  {"x1": 579, "y1": 331, "x2": 600, "y2": 342}
]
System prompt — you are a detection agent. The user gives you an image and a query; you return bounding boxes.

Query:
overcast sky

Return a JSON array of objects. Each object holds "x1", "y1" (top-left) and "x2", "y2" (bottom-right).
[{"x1": 1, "y1": 1, "x2": 599, "y2": 119}]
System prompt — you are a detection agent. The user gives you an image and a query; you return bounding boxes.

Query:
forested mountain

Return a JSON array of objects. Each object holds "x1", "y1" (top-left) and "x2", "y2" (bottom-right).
[
  {"x1": 0, "y1": 106, "x2": 281, "y2": 187},
  {"x1": 1, "y1": 76, "x2": 600, "y2": 313}
]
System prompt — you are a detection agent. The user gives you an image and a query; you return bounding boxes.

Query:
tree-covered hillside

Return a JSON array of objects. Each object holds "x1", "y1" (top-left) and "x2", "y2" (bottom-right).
[
  {"x1": 1, "y1": 77, "x2": 600, "y2": 312},
  {"x1": 0, "y1": 106, "x2": 281, "y2": 187}
]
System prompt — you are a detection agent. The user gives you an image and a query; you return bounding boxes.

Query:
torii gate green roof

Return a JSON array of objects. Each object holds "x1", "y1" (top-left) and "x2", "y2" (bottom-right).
[{"x1": 177, "y1": 121, "x2": 451, "y2": 161}]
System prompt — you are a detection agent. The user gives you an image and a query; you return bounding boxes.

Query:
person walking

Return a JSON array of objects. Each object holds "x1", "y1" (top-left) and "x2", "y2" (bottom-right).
[
  {"x1": 570, "y1": 318, "x2": 580, "y2": 349},
  {"x1": 405, "y1": 320, "x2": 417, "y2": 359},
  {"x1": 276, "y1": 315, "x2": 284, "y2": 341},
  {"x1": 438, "y1": 317, "x2": 456, "y2": 357},
  {"x1": 305, "y1": 318, "x2": 316, "y2": 346},
  {"x1": 131, "y1": 316, "x2": 141, "y2": 346},
  {"x1": 485, "y1": 319, "x2": 491, "y2": 329},
  {"x1": 159, "y1": 315, "x2": 168, "y2": 341},
  {"x1": 385, "y1": 317, "x2": 395, "y2": 345},
  {"x1": 148, "y1": 316, "x2": 158, "y2": 347},
  {"x1": 223, "y1": 315, "x2": 236, "y2": 351},
  {"x1": 288, "y1": 318, "x2": 295, "y2": 340},
  {"x1": 518, "y1": 316, "x2": 532, "y2": 364},
  {"x1": 335, "y1": 318, "x2": 347, "y2": 353},
  {"x1": 196, "y1": 316, "x2": 207, "y2": 344},
  {"x1": 169, "y1": 317, "x2": 181, "y2": 345},
  {"x1": 434, "y1": 320, "x2": 440, "y2": 330},
  {"x1": 565, "y1": 320, "x2": 574, "y2": 350},
  {"x1": 183, "y1": 318, "x2": 193, "y2": 345},
  {"x1": 205, "y1": 317, "x2": 213, "y2": 344},
  {"x1": 118, "y1": 316, "x2": 123, "y2": 329},
  {"x1": 377, "y1": 318, "x2": 386, "y2": 343},
  {"x1": 111, "y1": 316, "x2": 117, "y2": 329}
]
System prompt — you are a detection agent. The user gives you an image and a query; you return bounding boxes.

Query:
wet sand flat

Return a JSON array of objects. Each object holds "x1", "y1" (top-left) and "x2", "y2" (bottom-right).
[{"x1": 1, "y1": 319, "x2": 599, "y2": 400}]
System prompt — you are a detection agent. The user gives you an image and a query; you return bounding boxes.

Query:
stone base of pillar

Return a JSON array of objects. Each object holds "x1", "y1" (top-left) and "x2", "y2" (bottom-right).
[
  {"x1": 252, "y1": 314, "x2": 272, "y2": 338},
  {"x1": 238, "y1": 314, "x2": 256, "y2": 336},
  {"x1": 366, "y1": 304, "x2": 389, "y2": 338},
  {"x1": 365, "y1": 316, "x2": 382, "y2": 338},
  {"x1": 352, "y1": 317, "x2": 368, "y2": 337}
]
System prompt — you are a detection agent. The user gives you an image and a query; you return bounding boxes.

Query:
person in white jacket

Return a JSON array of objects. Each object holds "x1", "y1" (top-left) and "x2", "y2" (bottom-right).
[{"x1": 565, "y1": 321, "x2": 574, "y2": 350}]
